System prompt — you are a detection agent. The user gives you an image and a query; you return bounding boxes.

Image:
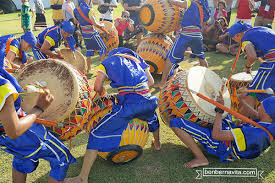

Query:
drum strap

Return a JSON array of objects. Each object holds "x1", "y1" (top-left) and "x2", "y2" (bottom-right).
[
  {"x1": 76, "y1": 8, "x2": 107, "y2": 34},
  {"x1": 193, "y1": 1, "x2": 203, "y2": 28}
]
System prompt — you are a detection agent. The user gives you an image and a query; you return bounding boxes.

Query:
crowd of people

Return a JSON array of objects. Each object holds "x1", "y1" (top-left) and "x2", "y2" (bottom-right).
[{"x1": 0, "y1": 0, "x2": 274, "y2": 183}]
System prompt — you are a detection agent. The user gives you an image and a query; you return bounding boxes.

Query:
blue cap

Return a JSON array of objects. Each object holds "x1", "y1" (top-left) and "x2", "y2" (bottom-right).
[
  {"x1": 61, "y1": 21, "x2": 75, "y2": 35},
  {"x1": 21, "y1": 31, "x2": 37, "y2": 48},
  {"x1": 228, "y1": 22, "x2": 253, "y2": 38},
  {"x1": 262, "y1": 97, "x2": 275, "y2": 120}
]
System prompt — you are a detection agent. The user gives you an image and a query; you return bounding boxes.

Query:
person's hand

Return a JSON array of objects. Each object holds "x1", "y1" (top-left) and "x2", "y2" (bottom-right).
[
  {"x1": 99, "y1": 87, "x2": 107, "y2": 97},
  {"x1": 244, "y1": 66, "x2": 251, "y2": 74},
  {"x1": 216, "y1": 92, "x2": 224, "y2": 105},
  {"x1": 129, "y1": 19, "x2": 134, "y2": 25},
  {"x1": 35, "y1": 89, "x2": 54, "y2": 111},
  {"x1": 237, "y1": 91, "x2": 246, "y2": 105},
  {"x1": 54, "y1": 53, "x2": 64, "y2": 59}
]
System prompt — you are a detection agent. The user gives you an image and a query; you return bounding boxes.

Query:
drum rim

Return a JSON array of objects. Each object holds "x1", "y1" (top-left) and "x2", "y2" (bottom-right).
[
  {"x1": 16, "y1": 59, "x2": 80, "y2": 122},
  {"x1": 230, "y1": 71, "x2": 258, "y2": 82}
]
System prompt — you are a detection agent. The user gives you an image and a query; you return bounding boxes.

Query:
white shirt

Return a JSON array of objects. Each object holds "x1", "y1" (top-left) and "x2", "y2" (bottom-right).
[{"x1": 98, "y1": 0, "x2": 117, "y2": 21}]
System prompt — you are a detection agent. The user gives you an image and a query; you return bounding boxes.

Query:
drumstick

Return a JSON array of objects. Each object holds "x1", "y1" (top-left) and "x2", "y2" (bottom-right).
[
  {"x1": 5, "y1": 68, "x2": 18, "y2": 73},
  {"x1": 188, "y1": 88, "x2": 274, "y2": 142},
  {"x1": 239, "y1": 88, "x2": 274, "y2": 94},
  {"x1": 35, "y1": 118, "x2": 61, "y2": 127},
  {"x1": 21, "y1": 85, "x2": 45, "y2": 95}
]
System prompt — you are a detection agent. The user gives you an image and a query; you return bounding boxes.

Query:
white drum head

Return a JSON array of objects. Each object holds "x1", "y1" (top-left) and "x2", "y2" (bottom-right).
[
  {"x1": 231, "y1": 71, "x2": 258, "y2": 82},
  {"x1": 187, "y1": 66, "x2": 231, "y2": 119}
]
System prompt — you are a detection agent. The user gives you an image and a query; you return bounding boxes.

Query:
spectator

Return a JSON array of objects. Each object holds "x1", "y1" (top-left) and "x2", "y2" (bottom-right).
[
  {"x1": 62, "y1": 0, "x2": 75, "y2": 21},
  {"x1": 98, "y1": 0, "x2": 118, "y2": 22},
  {"x1": 114, "y1": 11, "x2": 134, "y2": 47},
  {"x1": 254, "y1": 0, "x2": 275, "y2": 28},
  {"x1": 33, "y1": 0, "x2": 47, "y2": 30},
  {"x1": 21, "y1": 0, "x2": 33, "y2": 33},
  {"x1": 214, "y1": 0, "x2": 227, "y2": 21},
  {"x1": 209, "y1": 0, "x2": 218, "y2": 25},
  {"x1": 235, "y1": 0, "x2": 255, "y2": 24},
  {"x1": 225, "y1": 0, "x2": 233, "y2": 23},
  {"x1": 216, "y1": 17, "x2": 239, "y2": 55},
  {"x1": 122, "y1": 0, "x2": 143, "y2": 45},
  {"x1": 50, "y1": 0, "x2": 65, "y2": 25}
]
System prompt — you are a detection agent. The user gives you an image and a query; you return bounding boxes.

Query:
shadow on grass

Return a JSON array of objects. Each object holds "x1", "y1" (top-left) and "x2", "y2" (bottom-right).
[{"x1": 33, "y1": 141, "x2": 274, "y2": 183}]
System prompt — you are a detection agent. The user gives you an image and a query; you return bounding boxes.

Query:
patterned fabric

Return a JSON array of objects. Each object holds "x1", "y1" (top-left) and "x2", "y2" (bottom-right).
[
  {"x1": 170, "y1": 116, "x2": 275, "y2": 162},
  {"x1": 21, "y1": 1, "x2": 32, "y2": 32}
]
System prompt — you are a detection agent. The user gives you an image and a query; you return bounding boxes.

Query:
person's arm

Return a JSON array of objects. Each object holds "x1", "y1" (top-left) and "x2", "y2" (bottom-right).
[
  {"x1": 169, "y1": 0, "x2": 188, "y2": 8},
  {"x1": 211, "y1": 93, "x2": 235, "y2": 141},
  {"x1": 128, "y1": 19, "x2": 134, "y2": 32},
  {"x1": 214, "y1": 10, "x2": 218, "y2": 20},
  {"x1": 94, "y1": 71, "x2": 107, "y2": 96},
  {"x1": 248, "y1": 0, "x2": 255, "y2": 11},
  {"x1": 0, "y1": 90, "x2": 53, "y2": 139},
  {"x1": 62, "y1": 9, "x2": 67, "y2": 20},
  {"x1": 122, "y1": 2, "x2": 141, "y2": 11},
  {"x1": 40, "y1": 39, "x2": 63, "y2": 59},
  {"x1": 5, "y1": 51, "x2": 20, "y2": 69},
  {"x1": 243, "y1": 43, "x2": 257, "y2": 73},
  {"x1": 114, "y1": 18, "x2": 121, "y2": 28},
  {"x1": 238, "y1": 92, "x2": 259, "y2": 119},
  {"x1": 235, "y1": 0, "x2": 240, "y2": 8},
  {"x1": 145, "y1": 69, "x2": 154, "y2": 87},
  {"x1": 218, "y1": 31, "x2": 229, "y2": 41},
  {"x1": 104, "y1": 0, "x2": 117, "y2": 8}
]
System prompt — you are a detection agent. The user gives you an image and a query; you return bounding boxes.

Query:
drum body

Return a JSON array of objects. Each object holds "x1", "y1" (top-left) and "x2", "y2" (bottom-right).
[
  {"x1": 16, "y1": 59, "x2": 93, "y2": 141},
  {"x1": 229, "y1": 71, "x2": 258, "y2": 112},
  {"x1": 95, "y1": 21, "x2": 119, "y2": 54},
  {"x1": 136, "y1": 33, "x2": 173, "y2": 74},
  {"x1": 158, "y1": 66, "x2": 231, "y2": 127},
  {"x1": 86, "y1": 96, "x2": 150, "y2": 164},
  {"x1": 140, "y1": 0, "x2": 181, "y2": 34},
  {"x1": 60, "y1": 48, "x2": 87, "y2": 75}
]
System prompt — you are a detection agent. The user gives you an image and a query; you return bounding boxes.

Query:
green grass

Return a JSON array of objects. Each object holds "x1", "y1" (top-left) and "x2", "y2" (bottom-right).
[{"x1": 0, "y1": 4, "x2": 274, "y2": 183}]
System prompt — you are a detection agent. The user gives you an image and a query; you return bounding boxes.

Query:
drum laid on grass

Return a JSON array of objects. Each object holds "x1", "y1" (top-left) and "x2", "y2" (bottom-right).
[
  {"x1": 229, "y1": 71, "x2": 258, "y2": 112},
  {"x1": 140, "y1": 0, "x2": 181, "y2": 34},
  {"x1": 16, "y1": 59, "x2": 93, "y2": 141},
  {"x1": 60, "y1": 48, "x2": 87, "y2": 75},
  {"x1": 95, "y1": 21, "x2": 119, "y2": 54},
  {"x1": 136, "y1": 33, "x2": 173, "y2": 74},
  {"x1": 86, "y1": 95, "x2": 150, "y2": 165},
  {"x1": 158, "y1": 66, "x2": 231, "y2": 127}
]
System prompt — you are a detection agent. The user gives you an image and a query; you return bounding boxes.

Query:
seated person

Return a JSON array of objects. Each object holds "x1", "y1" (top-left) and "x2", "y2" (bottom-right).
[
  {"x1": 65, "y1": 48, "x2": 161, "y2": 183},
  {"x1": 0, "y1": 31, "x2": 36, "y2": 69},
  {"x1": 114, "y1": 11, "x2": 134, "y2": 47},
  {"x1": 0, "y1": 66, "x2": 76, "y2": 182},
  {"x1": 169, "y1": 93, "x2": 275, "y2": 168},
  {"x1": 203, "y1": 17, "x2": 227, "y2": 51},
  {"x1": 216, "y1": 17, "x2": 239, "y2": 55}
]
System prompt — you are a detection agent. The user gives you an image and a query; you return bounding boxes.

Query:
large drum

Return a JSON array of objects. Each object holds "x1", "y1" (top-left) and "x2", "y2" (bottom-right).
[
  {"x1": 86, "y1": 95, "x2": 150, "y2": 165},
  {"x1": 158, "y1": 66, "x2": 231, "y2": 127},
  {"x1": 95, "y1": 21, "x2": 119, "y2": 54},
  {"x1": 229, "y1": 71, "x2": 258, "y2": 112},
  {"x1": 16, "y1": 59, "x2": 93, "y2": 141},
  {"x1": 60, "y1": 48, "x2": 87, "y2": 75},
  {"x1": 140, "y1": 0, "x2": 181, "y2": 34},
  {"x1": 136, "y1": 33, "x2": 173, "y2": 74}
]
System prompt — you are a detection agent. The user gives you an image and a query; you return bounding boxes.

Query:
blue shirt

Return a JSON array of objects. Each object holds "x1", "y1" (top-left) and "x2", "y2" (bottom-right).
[{"x1": 37, "y1": 25, "x2": 63, "y2": 50}]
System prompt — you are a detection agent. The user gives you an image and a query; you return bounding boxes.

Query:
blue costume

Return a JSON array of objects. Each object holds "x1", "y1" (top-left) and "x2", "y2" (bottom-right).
[
  {"x1": 170, "y1": 115, "x2": 275, "y2": 162},
  {"x1": 33, "y1": 21, "x2": 76, "y2": 60},
  {"x1": 0, "y1": 69, "x2": 76, "y2": 181},
  {"x1": 0, "y1": 32, "x2": 36, "y2": 68},
  {"x1": 73, "y1": 0, "x2": 107, "y2": 57},
  {"x1": 87, "y1": 48, "x2": 159, "y2": 152},
  {"x1": 229, "y1": 23, "x2": 275, "y2": 101},
  {"x1": 166, "y1": 0, "x2": 208, "y2": 71}
]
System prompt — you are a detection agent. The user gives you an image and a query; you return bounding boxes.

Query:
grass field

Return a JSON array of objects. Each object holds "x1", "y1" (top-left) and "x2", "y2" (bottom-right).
[{"x1": 0, "y1": 3, "x2": 274, "y2": 183}]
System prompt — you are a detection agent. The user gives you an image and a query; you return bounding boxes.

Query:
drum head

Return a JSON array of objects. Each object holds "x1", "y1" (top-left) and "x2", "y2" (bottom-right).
[
  {"x1": 16, "y1": 59, "x2": 79, "y2": 122},
  {"x1": 95, "y1": 21, "x2": 118, "y2": 37},
  {"x1": 60, "y1": 48, "x2": 87, "y2": 74},
  {"x1": 231, "y1": 71, "x2": 258, "y2": 82},
  {"x1": 187, "y1": 66, "x2": 231, "y2": 119}
]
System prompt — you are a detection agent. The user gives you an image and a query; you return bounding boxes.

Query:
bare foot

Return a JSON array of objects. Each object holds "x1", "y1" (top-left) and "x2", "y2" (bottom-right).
[
  {"x1": 64, "y1": 176, "x2": 88, "y2": 183},
  {"x1": 184, "y1": 157, "x2": 209, "y2": 168},
  {"x1": 152, "y1": 140, "x2": 161, "y2": 151},
  {"x1": 199, "y1": 60, "x2": 208, "y2": 68}
]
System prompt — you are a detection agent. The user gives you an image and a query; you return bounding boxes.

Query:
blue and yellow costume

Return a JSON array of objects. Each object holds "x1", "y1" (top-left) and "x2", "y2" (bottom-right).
[
  {"x1": 0, "y1": 69, "x2": 76, "y2": 181},
  {"x1": 166, "y1": 0, "x2": 208, "y2": 69},
  {"x1": 73, "y1": 0, "x2": 107, "y2": 57},
  {"x1": 87, "y1": 48, "x2": 159, "y2": 152},
  {"x1": 170, "y1": 114, "x2": 275, "y2": 162},
  {"x1": 33, "y1": 22, "x2": 76, "y2": 60},
  {"x1": 229, "y1": 23, "x2": 275, "y2": 101},
  {"x1": 0, "y1": 32, "x2": 36, "y2": 69}
]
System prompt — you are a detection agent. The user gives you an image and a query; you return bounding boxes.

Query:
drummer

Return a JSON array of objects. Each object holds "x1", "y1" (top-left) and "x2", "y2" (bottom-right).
[
  {"x1": 169, "y1": 93, "x2": 275, "y2": 168},
  {"x1": 73, "y1": 0, "x2": 108, "y2": 72},
  {"x1": 0, "y1": 31, "x2": 36, "y2": 69},
  {"x1": 228, "y1": 22, "x2": 275, "y2": 117},
  {"x1": 65, "y1": 48, "x2": 161, "y2": 183},
  {"x1": 0, "y1": 67, "x2": 77, "y2": 182},
  {"x1": 32, "y1": 21, "x2": 76, "y2": 60},
  {"x1": 155, "y1": 0, "x2": 209, "y2": 88}
]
